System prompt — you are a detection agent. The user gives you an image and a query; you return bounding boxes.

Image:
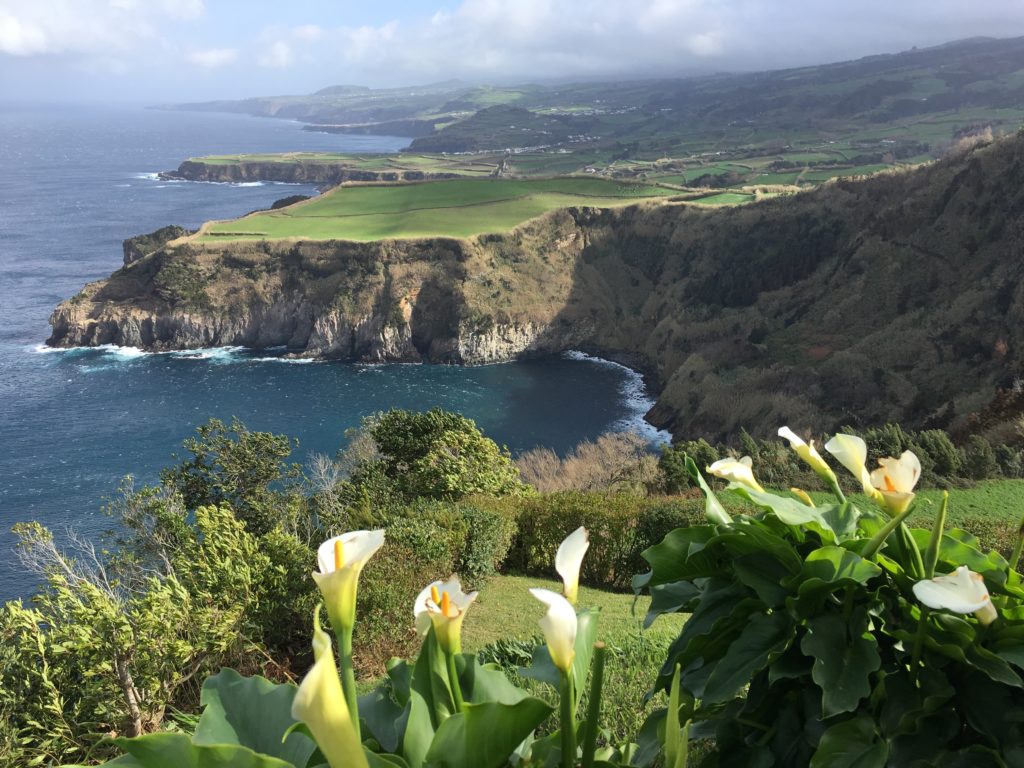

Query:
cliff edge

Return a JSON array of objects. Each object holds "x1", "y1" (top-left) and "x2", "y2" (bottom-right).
[{"x1": 49, "y1": 134, "x2": 1024, "y2": 439}]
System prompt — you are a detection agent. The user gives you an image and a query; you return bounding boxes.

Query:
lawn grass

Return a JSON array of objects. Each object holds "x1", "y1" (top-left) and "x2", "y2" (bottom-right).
[
  {"x1": 199, "y1": 177, "x2": 672, "y2": 241},
  {"x1": 461, "y1": 574, "x2": 684, "y2": 653}
]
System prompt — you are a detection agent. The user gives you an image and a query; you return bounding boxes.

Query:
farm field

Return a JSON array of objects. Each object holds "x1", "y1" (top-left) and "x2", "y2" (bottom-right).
[{"x1": 199, "y1": 176, "x2": 674, "y2": 241}]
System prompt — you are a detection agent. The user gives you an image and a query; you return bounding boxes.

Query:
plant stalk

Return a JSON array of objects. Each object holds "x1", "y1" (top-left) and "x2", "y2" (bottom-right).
[
  {"x1": 862, "y1": 505, "x2": 918, "y2": 560},
  {"x1": 339, "y1": 625, "x2": 361, "y2": 742},
  {"x1": 1011, "y1": 512, "x2": 1024, "y2": 572},
  {"x1": 581, "y1": 643, "x2": 607, "y2": 768},
  {"x1": 923, "y1": 492, "x2": 949, "y2": 579},
  {"x1": 826, "y1": 476, "x2": 847, "y2": 505},
  {"x1": 560, "y1": 669, "x2": 577, "y2": 768},
  {"x1": 446, "y1": 650, "x2": 466, "y2": 713}
]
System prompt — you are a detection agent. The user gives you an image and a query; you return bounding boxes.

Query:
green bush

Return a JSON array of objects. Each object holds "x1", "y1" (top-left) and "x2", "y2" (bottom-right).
[
  {"x1": 456, "y1": 504, "x2": 517, "y2": 584},
  {"x1": 355, "y1": 502, "x2": 468, "y2": 666},
  {"x1": 505, "y1": 492, "x2": 702, "y2": 590},
  {"x1": 964, "y1": 434, "x2": 998, "y2": 480},
  {"x1": 996, "y1": 444, "x2": 1024, "y2": 478},
  {"x1": 912, "y1": 428, "x2": 963, "y2": 480}
]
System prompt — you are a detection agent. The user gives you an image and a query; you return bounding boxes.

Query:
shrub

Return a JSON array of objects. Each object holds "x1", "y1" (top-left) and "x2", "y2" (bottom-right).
[
  {"x1": 359, "y1": 409, "x2": 527, "y2": 500},
  {"x1": 516, "y1": 432, "x2": 660, "y2": 494},
  {"x1": 456, "y1": 504, "x2": 517, "y2": 584},
  {"x1": 964, "y1": 434, "x2": 998, "y2": 480},
  {"x1": 995, "y1": 444, "x2": 1024, "y2": 478},
  {"x1": 659, "y1": 440, "x2": 718, "y2": 493},
  {"x1": 505, "y1": 492, "x2": 702, "y2": 590},
  {"x1": 355, "y1": 501, "x2": 468, "y2": 667},
  {"x1": 912, "y1": 429, "x2": 963, "y2": 479}
]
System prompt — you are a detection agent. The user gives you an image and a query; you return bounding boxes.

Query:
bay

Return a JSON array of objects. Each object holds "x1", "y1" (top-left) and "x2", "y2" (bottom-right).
[{"x1": 0, "y1": 105, "x2": 665, "y2": 602}]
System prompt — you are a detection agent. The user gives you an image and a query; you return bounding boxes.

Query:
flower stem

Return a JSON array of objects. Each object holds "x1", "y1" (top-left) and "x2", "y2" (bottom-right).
[
  {"x1": 580, "y1": 643, "x2": 607, "y2": 768},
  {"x1": 923, "y1": 492, "x2": 948, "y2": 579},
  {"x1": 446, "y1": 651, "x2": 466, "y2": 713},
  {"x1": 911, "y1": 606, "x2": 931, "y2": 675},
  {"x1": 862, "y1": 505, "x2": 917, "y2": 560},
  {"x1": 560, "y1": 670, "x2": 577, "y2": 768},
  {"x1": 826, "y1": 476, "x2": 847, "y2": 505},
  {"x1": 1011, "y1": 512, "x2": 1024, "y2": 572},
  {"x1": 339, "y1": 625, "x2": 360, "y2": 742}
]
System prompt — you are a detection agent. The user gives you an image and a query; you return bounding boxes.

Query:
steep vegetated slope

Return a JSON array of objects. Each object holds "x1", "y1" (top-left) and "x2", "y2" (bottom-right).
[{"x1": 49, "y1": 133, "x2": 1024, "y2": 439}]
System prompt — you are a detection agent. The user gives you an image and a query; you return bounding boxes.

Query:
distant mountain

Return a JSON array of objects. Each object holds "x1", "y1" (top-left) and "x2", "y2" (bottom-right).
[{"x1": 163, "y1": 37, "x2": 1024, "y2": 154}]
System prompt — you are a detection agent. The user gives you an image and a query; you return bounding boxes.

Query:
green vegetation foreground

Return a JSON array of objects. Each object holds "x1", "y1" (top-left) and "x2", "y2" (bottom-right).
[{"x1": 3, "y1": 410, "x2": 1024, "y2": 766}]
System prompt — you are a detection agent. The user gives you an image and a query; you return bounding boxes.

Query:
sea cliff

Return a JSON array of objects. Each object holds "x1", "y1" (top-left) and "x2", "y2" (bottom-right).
[
  {"x1": 49, "y1": 135, "x2": 1024, "y2": 439},
  {"x1": 161, "y1": 160, "x2": 462, "y2": 185}
]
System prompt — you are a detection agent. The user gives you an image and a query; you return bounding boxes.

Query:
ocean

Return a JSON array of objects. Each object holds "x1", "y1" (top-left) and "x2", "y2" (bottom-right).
[{"x1": 0, "y1": 105, "x2": 666, "y2": 602}]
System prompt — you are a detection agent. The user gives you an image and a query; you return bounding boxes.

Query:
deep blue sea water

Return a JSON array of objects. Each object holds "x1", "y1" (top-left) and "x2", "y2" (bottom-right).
[{"x1": 0, "y1": 106, "x2": 665, "y2": 602}]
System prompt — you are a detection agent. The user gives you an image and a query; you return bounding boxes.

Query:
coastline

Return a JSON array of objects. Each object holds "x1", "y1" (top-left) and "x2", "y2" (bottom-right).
[{"x1": 30, "y1": 342, "x2": 671, "y2": 445}]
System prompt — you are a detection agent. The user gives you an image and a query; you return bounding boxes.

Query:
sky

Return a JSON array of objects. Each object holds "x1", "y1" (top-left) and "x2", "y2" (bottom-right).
[{"x1": 3, "y1": 0, "x2": 1024, "y2": 103}]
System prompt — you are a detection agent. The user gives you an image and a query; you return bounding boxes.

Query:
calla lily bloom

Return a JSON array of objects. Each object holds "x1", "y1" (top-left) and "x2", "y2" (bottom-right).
[
  {"x1": 413, "y1": 576, "x2": 478, "y2": 654},
  {"x1": 291, "y1": 609, "x2": 369, "y2": 768},
  {"x1": 707, "y1": 456, "x2": 764, "y2": 493},
  {"x1": 913, "y1": 565, "x2": 998, "y2": 625},
  {"x1": 778, "y1": 426, "x2": 836, "y2": 483},
  {"x1": 530, "y1": 588, "x2": 578, "y2": 673},
  {"x1": 790, "y1": 487, "x2": 815, "y2": 507},
  {"x1": 556, "y1": 527, "x2": 589, "y2": 604},
  {"x1": 869, "y1": 451, "x2": 921, "y2": 516},
  {"x1": 824, "y1": 434, "x2": 884, "y2": 504},
  {"x1": 313, "y1": 530, "x2": 385, "y2": 632}
]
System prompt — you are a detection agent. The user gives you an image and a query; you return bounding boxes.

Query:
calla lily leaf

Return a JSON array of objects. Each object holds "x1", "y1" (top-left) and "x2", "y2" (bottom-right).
[
  {"x1": 800, "y1": 609, "x2": 881, "y2": 717},
  {"x1": 809, "y1": 715, "x2": 888, "y2": 768},
  {"x1": 699, "y1": 611, "x2": 794, "y2": 704},
  {"x1": 104, "y1": 733, "x2": 295, "y2": 768},
  {"x1": 193, "y1": 669, "x2": 316, "y2": 768},
  {"x1": 423, "y1": 699, "x2": 554, "y2": 768}
]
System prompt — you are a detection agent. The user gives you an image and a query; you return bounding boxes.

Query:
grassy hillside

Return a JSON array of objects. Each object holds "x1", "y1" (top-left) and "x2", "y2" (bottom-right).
[
  {"x1": 167, "y1": 37, "x2": 1024, "y2": 180},
  {"x1": 200, "y1": 177, "x2": 673, "y2": 241}
]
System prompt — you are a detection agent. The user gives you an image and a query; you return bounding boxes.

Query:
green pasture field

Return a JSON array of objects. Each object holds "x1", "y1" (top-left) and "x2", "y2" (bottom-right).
[
  {"x1": 689, "y1": 192, "x2": 755, "y2": 205},
  {"x1": 199, "y1": 176, "x2": 673, "y2": 241}
]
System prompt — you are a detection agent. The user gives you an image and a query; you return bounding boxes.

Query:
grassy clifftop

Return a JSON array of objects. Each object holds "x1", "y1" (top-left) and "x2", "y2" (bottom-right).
[{"x1": 199, "y1": 177, "x2": 675, "y2": 241}]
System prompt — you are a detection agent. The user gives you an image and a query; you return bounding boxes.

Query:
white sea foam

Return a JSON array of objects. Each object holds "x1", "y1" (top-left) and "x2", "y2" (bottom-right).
[{"x1": 562, "y1": 350, "x2": 671, "y2": 445}]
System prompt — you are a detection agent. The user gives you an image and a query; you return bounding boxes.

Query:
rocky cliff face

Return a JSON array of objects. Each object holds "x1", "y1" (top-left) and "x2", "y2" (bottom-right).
[
  {"x1": 48, "y1": 210, "x2": 593, "y2": 366},
  {"x1": 161, "y1": 160, "x2": 462, "y2": 185},
  {"x1": 48, "y1": 134, "x2": 1024, "y2": 439}
]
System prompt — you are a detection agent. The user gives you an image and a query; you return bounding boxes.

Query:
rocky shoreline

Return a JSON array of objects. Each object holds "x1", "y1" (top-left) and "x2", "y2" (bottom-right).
[{"x1": 160, "y1": 159, "x2": 463, "y2": 185}]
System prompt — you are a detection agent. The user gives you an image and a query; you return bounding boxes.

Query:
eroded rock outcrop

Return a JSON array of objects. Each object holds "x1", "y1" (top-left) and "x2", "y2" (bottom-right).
[{"x1": 160, "y1": 160, "x2": 462, "y2": 185}]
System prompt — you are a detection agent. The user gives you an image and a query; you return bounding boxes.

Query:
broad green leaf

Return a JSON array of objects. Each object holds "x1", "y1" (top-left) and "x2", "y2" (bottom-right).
[
  {"x1": 423, "y1": 699, "x2": 553, "y2": 768},
  {"x1": 790, "y1": 547, "x2": 881, "y2": 617},
  {"x1": 194, "y1": 669, "x2": 316, "y2": 768},
  {"x1": 359, "y1": 677, "x2": 409, "y2": 754},
  {"x1": 700, "y1": 611, "x2": 794, "y2": 703},
  {"x1": 685, "y1": 455, "x2": 731, "y2": 525},
  {"x1": 643, "y1": 580, "x2": 700, "y2": 628},
  {"x1": 809, "y1": 716, "x2": 887, "y2": 768},
  {"x1": 460, "y1": 657, "x2": 530, "y2": 705},
  {"x1": 725, "y1": 486, "x2": 839, "y2": 543},
  {"x1": 640, "y1": 526, "x2": 722, "y2": 587},
  {"x1": 911, "y1": 528, "x2": 1010, "y2": 586},
  {"x1": 411, "y1": 627, "x2": 457, "y2": 728},
  {"x1": 800, "y1": 610, "x2": 880, "y2": 717},
  {"x1": 107, "y1": 733, "x2": 295, "y2": 768}
]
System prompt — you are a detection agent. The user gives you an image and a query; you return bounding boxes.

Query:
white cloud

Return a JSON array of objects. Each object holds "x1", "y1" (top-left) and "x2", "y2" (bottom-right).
[
  {"x1": 259, "y1": 40, "x2": 293, "y2": 68},
  {"x1": 308, "y1": 0, "x2": 1024, "y2": 85},
  {"x1": 187, "y1": 47, "x2": 237, "y2": 68},
  {"x1": 0, "y1": 0, "x2": 203, "y2": 56}
]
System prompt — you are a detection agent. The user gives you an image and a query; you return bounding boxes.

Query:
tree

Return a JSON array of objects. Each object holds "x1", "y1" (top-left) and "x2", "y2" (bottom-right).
[
  {"x1": 160, "y1": 418, "x2": 303, "y2": 536},
  {"x1": 366, "y1": 409, "x2": 526, "y2": 500}
]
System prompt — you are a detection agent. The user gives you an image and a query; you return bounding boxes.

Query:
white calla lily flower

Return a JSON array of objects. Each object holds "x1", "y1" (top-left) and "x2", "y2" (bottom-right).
[
  {"x1": 913, "y1": 565, "x2": 998, "y2": 625},
  {"x1": 413, "y1": 575, "x2": 478, "y2": 653},
  {"x1": 291, "y1": 609, "x2": 369, "y2": 768},
  {"x1": 313, "y1": 530, "x2": 386, "y2": 632},
  {"x1": 824, "y1": 434, "x2": 884, "y2": 504},
  {"x1": 556, "y1": 527, "x2": 589, "y2": 604},
  {"x1": 530, "y1": 587, "x2": 578, "y2": 673},
  {"x1": 707, "y1": 456, "x2": 764, "y2": 493},
  {"x1": 869, "y1": 451, "x2": 921, "y2": 515},
  {"x1": 778, "y1": 426, "x2": 835, "y2": 481}
]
